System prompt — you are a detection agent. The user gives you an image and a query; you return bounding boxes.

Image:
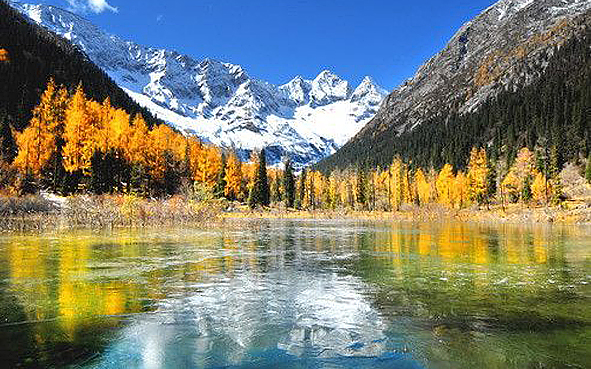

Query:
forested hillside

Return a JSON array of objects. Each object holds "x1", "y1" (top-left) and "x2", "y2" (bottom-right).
[
  {"x1": 0, "y1": 0, "x2": 161, "y2": 160},
  {"x1": 318, "y1": 9, "x2": 591, "y2": 174}
]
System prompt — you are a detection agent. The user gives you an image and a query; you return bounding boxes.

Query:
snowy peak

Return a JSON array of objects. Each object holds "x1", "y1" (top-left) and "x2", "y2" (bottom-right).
[
  {"x1": 11, "y1": 1, "x2": 387, "y2": 167},
  {"x1": 279, "y1": 76, "x2": 312, "y2": 105},
  {"x1": 310, "y1": 70, "x2": 352, "y2": 107},
  {"x1": 351, "y1": 76, "x2": 387, "y2": 104}
]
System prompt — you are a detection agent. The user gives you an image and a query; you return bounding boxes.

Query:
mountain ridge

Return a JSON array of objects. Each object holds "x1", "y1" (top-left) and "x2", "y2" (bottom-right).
[
  {"x1": 319, "y1": 0, "x2": 591, "y2": 171},
  {"x1": 10, "y1": 1, "x2": 387, "y2": 166}
]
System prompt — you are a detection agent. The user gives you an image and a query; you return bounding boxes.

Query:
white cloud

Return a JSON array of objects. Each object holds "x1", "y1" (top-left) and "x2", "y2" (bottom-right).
[{"x1": 67, "y1": 0, "x2": 118, "y2": 14}]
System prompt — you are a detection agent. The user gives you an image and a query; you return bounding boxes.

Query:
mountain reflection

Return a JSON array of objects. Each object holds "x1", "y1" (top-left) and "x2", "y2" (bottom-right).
[{"x1": 0, "y1": 221, "x2": 589, "y2": 368}]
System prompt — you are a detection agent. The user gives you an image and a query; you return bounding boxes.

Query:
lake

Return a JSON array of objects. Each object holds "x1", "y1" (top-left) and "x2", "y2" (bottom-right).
[{"x1": 0, "y1": 220, "x2": 590, "y2": 369}]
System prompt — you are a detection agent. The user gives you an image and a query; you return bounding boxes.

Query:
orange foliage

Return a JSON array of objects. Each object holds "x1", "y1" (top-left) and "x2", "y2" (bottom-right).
[{"x1": 0, "y1": 49, "x2": 8, "y2": 62}]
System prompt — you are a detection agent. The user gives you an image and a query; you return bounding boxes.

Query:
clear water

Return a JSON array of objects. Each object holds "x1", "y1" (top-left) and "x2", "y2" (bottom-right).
[{"x1": 0, "y1": 220, "x2": 590, "y2": 369}]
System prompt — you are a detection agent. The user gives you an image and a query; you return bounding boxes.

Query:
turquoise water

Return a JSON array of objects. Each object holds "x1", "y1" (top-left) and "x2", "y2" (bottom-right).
[{"x1": 0, "y1": 220, "x2": 590, "y2": 368}]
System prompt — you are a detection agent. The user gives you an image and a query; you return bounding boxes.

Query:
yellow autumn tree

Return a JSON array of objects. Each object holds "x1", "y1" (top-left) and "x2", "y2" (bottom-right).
[
  {"x1": 467, "y1": 148, "x2": 489, "y2": 204},
  {"x1": 62, "y1": 84, "x2": 96, "y2": 173},
  {"x1": 225, "y1": 151, "x2": 244, "y2": 200},
  {"x1": 375, "y1": 169, "x2": 390, "y2": 210},
  {"x1": 93, "y1": 97, "x2": 116, "y2": 153},
  {"x1": 452, "y1": 171, "x2": 469, "y2": 209},
  {"x1": 501, "y1": 170, "x2": 521, "y2": 202},
  {"x1": 531, "y1": 172, "x2": 552, "y2": 205},
  {"x1": 436, "y1": 164, "x2": 455, "y2": 207},
  {"x1": 107, "y1": 107, "x2": 131, "y2": 154},
  {"x1": 501, "y1": 147, "x2": 536, "y2": 202},
  {"x1": 147, "y1": 124, "x2": 175, "y2": 179},
  {"x1": 195, "y1": 145, "x2": 222, "y2": 187},
  {"x1": 415, "y1": 168, "x2": 431, "y2": 205},
  {"x1": 390, "y1": 158, "x2": 403, "y2": 210},
  {"x1": 311, "y1": 171, "x2": 325, "y2": 209},
  {"x1": 14, "y1": 79, "x2": 67, "y2": 176},
  {"x1": 125, "y1": 114, "x2": 149, "y2": 166}
]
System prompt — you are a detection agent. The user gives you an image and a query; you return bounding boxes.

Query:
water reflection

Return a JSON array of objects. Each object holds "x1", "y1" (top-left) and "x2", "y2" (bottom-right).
[{"x1": 0, "y1": 221, "x2": 589, "y2": 368}]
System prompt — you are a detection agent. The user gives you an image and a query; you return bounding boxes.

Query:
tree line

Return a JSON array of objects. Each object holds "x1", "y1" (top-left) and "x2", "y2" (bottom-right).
[
  {"x1": 284, "y1": 146, "x2": 566, "y2": 211},
  {"x1": 0, "y1": 79, "x2": 278, "y2": 203}
]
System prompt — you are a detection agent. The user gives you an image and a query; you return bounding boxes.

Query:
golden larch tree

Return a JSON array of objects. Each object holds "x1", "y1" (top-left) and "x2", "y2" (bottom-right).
[
  {"x1": 224, "y1": 151, "x2": 244, "y2": 200},
  {"x1": 415, "y1": 168, "x2": 431, "y2": 205},
  {"x1": 467, "y1": 148, "x2": 489, "y2": 204},
  {"x1": 390, "y1": 158, "x2": 403, "y2": 210},
  {"x1": 531, "y1": 172, "x2": 552, "y2": 205},
  {"x1": 14, "y1": 79, "x2": 66, "y2": 176},
  {"x1": 125, "y1": 114, "x2": 149, "y2": 166},
  {"x1": 501, "y1": 147, "x2": 536, "y2": 202},
  {"x1": 62, "y1": 84, "x2": 96, "y2": 173},
  {"x1": 436, "y1": 164, "x2": 455, "y2": 207},
  {"x1": 452, "y1": 171, "x2": 469, "y2": 209}
]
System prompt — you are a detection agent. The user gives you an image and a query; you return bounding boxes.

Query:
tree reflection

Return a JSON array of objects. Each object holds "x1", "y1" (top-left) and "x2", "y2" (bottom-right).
[{"x1": 0, "y1": 222, "x2": 589, "y2": 369}]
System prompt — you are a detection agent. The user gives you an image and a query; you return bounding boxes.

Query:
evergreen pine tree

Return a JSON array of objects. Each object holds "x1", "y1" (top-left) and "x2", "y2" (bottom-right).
[
  {"x1": 258, "y1": 149, "x2": 270, "y2": 206},
  {"x1": 585, "y1": 153, "x2": 591, "y2": 184},
  {"x1": 0, "y1": 114, "x2": 16, "y2": 162},
  {"x1": 356, "y1": 166, "x2": 367, "y2": 209},
  {"x1": 283, "y1": 158, "x2": 296, "y2": 208},
  {"x1": 90, "y1": 150, "x2": 107, "y2": 194},
  {"x1": 213, "y1": 153, "x2": 227, "y2": 198},
  {"x1": 297, "y1": 169, "x2": 307, "y2": 209},
  {"x1": 248, "y1": 148, "x2": 270, "y2": 208},
  {"x1": 486, "y1": 159, "x2": 497, "y2": 202},
  {"x1": 522, "y1": 174, "x2": 533, "y2": 203},
  {"x1": 247, "y1": 186, "x2": 256, "y2": 209},
  {"x1": 271, "y1": 175, "x2": 282, "y2": 204}
]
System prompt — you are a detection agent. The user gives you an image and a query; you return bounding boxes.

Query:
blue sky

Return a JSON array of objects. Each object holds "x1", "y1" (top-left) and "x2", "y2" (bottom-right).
[{"x1": 32, "y1": 0, "x2": 496, "y2": 90}]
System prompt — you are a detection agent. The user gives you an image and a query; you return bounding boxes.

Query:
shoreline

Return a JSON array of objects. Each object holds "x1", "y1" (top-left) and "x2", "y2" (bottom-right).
[
  {"x1": 222, "y1": 204, "x2": 591, "y2": 225},
  {"x1": 1, "y1": 195, "x2": 590, "y2": 232}
]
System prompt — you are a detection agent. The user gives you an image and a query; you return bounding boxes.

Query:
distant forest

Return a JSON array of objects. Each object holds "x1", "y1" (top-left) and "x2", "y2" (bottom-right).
[
  {"x1": 0, "y1": 0, "x2": 162, "y2": 161},
  {"x1": 317, "y1": 15, "x2": 591, "y2": 174}
]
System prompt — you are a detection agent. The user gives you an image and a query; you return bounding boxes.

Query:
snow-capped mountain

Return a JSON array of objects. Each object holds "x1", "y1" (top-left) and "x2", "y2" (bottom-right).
[{"x1": 9, "y1": 1, "x2": 387, "y2": 166}]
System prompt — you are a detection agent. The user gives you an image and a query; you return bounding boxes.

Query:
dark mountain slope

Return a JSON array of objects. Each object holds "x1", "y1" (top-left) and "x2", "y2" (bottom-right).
[{"x1": 318, "y1": 0, "x2": 591, "y2": 172}]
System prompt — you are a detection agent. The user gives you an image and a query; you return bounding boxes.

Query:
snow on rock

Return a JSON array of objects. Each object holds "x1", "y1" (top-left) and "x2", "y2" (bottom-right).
[{"x1": 10, "y1": 1, "x2": 388, "y2": 167}]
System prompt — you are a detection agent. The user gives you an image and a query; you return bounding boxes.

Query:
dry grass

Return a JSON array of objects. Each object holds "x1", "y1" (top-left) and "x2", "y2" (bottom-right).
[
  {"x1": 0, "y1": 194, "x2": 226, "y2": 232},
  {"x1": 223, "y1": 203, "x2": 591, "y2": 225},
  {"x1": 2, "y1": 194, "x2": 590, "y2": 232}
]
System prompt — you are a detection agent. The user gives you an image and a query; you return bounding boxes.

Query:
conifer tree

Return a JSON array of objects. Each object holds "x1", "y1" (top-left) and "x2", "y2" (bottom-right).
[
  {"x1": 296, "y1": 168, "x2": 307, "y2": 209},
  {"x1": 356, "y1": 166, "x2": 367, "y2": 209},
  {"x1": 522, "y1": 174, "x2": 533, "y2": 203},
  {"x1": 271, "y1": 172, "x2": 282, "y2": 204},
  {"x1": 258, "y1": 149, "x2": 270, "y2": 206},
  {"x1": 213, "y1": 152, "x2": 227, "y2": 198},
  {"x1": 283, "y1": 158, "x2": 296, "y2": 208},
  {"x1": 248, "y1": 149, "x2": 270, "y2": 208}
]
